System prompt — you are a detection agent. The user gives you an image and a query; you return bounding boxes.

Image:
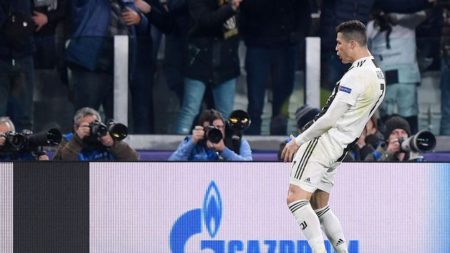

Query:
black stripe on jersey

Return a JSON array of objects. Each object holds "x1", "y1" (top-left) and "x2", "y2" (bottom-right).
[
  {"x1": 356, "y1": 60, "x2": 366, "y2": 67},
  {"x1": 315, "y1": 206, "x2": 330, "y2": 218},
  {"x1": 293, "y1": 138, "x2": 316, "y2": 179},
  {"x1": 289, "y1": 200, "x2": 309, "y2": 213},
  {"x1": 294, "y1": 138, "x2": 319, "y2": 180},
  {"x1": 369, "y1": 83, "x2": 385, "y2": 116},
  {"x1": 293, "y1": 139, "x2": 315, "y2": 179},
  {"x1": 337, "y1": 138, "x2": 358, "y2": 162}
]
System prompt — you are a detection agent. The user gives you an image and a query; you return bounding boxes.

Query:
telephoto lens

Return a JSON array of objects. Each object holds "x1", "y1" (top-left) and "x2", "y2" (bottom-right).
[
  {"x1": 227, "y1": 110, "x2": 251, "y2": 132},
  {"x1": 107, "y1": 122, "x2": 128, "y2": 141},
  {"x1": 25, "y1": 128, "x2": 62, "y2": 149},
  {"x1": 399, "y1": 130, "x2": 436, "y2": 153}
]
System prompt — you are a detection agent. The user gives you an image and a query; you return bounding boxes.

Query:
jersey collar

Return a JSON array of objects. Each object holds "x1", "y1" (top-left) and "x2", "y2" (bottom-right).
[{"x1": 351, "y1": 56, "x2": 374, "y2": 68}]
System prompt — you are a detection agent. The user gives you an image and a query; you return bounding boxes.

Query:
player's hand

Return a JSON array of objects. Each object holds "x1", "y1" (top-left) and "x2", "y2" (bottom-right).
[
  {"x1": 281, "y1": 136, "x2": 300, "y2": 162},
  {"x1": 100, "y1": 133, "x2": 114, "y2": 147},
  {"x1": 191, "y1": 126, "x2": 205, "y2": 144}
]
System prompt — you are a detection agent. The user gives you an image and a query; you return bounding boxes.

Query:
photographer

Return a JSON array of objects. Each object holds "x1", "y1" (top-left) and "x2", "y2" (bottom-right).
[
  {"x1": 366, "y1": 115, "x2": 413, "y2": 161},
  {"x1": 52, "y1": 107, "x2": 139, "y2": 161},
  {"x1": 169, "y1": 109, "x2": 252, "y2": 161},
  {"x1": 0, "y1": 117, "x2": 49, "y2": 160}
]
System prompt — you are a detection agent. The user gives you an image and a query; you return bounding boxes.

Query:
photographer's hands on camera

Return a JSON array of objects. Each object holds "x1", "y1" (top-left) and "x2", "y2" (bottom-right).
[
  {"x1": 191, "y1": 126, "x2": 225, "y2": 152},
  {"x1": 76, "y1": 123, "x2": 114, "y2": 147},
  {"x1": 386, "y1": 137, "x2": 402, "y2": 154},
  {"x1": 0, "y1": 134, "x2": 6, "y2": 147}
]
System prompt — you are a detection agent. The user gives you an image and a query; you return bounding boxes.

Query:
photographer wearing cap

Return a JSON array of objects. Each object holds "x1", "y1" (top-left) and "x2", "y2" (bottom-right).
[
  {"x1": 0, "y1": 117, "x2": 49, "y2": 161},
  {"x1": 53, "y1": 107, "x2": 138, "y2": 161},
  {"x1": 367, "y1": 115, "x2": 436, "y2": 162},
  {"x1": 169, "y1": 109, "x2": 252, "y2": 161},
  {"x1": 364, "y1": 116, "x2": 411, "y2": 161}
]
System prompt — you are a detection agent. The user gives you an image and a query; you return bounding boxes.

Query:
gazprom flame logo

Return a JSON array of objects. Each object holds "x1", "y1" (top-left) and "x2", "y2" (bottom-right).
[
  {"x1": 203, "y1": 182, "x2": 222, "y2": 238},
  {"x1": 170, "y1": 181, "x2": 222, "y2": 252},
  {"x1": 169, "y1": 181, "x2": 359, "y2": 253}
]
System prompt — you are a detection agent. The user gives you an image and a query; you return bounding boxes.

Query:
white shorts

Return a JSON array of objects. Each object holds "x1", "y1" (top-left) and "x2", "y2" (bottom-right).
[{"x1": 289, "y1": 134, "x2": 345, "y2": 193}]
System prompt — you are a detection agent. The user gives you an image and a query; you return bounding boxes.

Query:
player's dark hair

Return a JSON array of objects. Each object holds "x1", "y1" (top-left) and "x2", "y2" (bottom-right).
[{"x1": 336, "y1": 20, "x2": 367, "y2": 46}]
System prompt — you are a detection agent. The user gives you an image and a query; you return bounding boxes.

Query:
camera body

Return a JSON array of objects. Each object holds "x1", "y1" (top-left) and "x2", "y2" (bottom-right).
[
  {"x1": 203, "y1": 110, "x2": 251, "y2": 145},
  {"x1": 399, "y1": 130, "x2": 436, "y2": 153},
  {"x1": 204, "y1": 126, "x2": 223, "y2": 144},
  {"x1": 89, "y1": 120, "x2": 128, "y2": 141},
  {"x1": 0, "y1": 128, "x2": 62, "y2": 153}
]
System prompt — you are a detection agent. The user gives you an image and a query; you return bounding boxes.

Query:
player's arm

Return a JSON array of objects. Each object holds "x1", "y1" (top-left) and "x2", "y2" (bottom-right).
[
  {"x1": 281, "y1": 100, "x2": 351, "y2": 162},
  {"x1": 281, "y1": 70, "x2": 360, "y2": 162},
  {"x1": 294, "y1": 100, "x2": 350, "y2": 145}
]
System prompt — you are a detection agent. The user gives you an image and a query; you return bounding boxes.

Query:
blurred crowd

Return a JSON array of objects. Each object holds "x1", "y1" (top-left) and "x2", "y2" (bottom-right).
[{"x1": 0, "y1": 0, "x2": 449, "y2": 142}]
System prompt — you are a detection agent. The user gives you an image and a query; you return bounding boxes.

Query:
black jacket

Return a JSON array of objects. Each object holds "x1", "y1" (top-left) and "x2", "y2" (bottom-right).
[
  {"x1": 184, "y1": 0, "x2": 240, "y2": 85},
  {"x1": 238, "y1": 0, "x2": 310, "y2": 48},
  {"x1": 0, "y1": 0, "x2": 34, "y2": 59}
]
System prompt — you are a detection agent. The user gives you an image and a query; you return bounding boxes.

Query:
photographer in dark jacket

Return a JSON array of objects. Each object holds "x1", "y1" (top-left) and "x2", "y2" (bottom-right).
[
  {"x1": 365, "y1": 115, "x2": 412, "y2": 161},
  {"x1": 0, "y1": 116, "x2": 49, "y2": 161},
  {"x1": 53, "y1": 107, "x2": 139, "y2": 161},
  {"x1": 173, "y1": 0, "x2": 242, "y2": 134},
  {"x1": 0, "y1": 0, "x2": 35, "y2": 131}
]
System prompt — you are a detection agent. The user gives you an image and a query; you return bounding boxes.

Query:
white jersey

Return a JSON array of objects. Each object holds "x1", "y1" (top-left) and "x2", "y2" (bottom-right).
[
  {"x1": 295, "y1": 55, "x2": 385, "y2": 149},
  {"x1": 290, "y1": 56, "x2": 385, "y2": 193},
  {"x1": 329, "y1": 56, "x2": 386, "y2": 146}
]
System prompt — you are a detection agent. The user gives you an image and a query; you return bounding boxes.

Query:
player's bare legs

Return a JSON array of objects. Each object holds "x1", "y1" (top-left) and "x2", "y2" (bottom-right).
[
  {"x1": 311, "y1": 190, "x2": 349, "y2": 253},
  {"x1": 287, "y1": 184, "x2": 326, "y2": 253}
]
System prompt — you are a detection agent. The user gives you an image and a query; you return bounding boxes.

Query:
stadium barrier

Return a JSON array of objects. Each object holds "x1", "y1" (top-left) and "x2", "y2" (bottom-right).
[{"x1": 1, "y1": 162, "x2": 449, "y2": 253}]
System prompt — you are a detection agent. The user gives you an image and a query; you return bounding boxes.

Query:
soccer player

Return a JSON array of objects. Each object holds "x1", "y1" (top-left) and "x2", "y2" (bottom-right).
[{"x1": 281, "y1": 20, "x2": 386, "y2": 253}]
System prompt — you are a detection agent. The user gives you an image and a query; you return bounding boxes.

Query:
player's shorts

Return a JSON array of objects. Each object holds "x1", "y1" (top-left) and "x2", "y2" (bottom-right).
[
  {"x1": 289, "y1": 133, "x2": 345, "y2": 193},
  {"x1": 380, "y1": 82, "x2": 418, "y2": 117}
]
